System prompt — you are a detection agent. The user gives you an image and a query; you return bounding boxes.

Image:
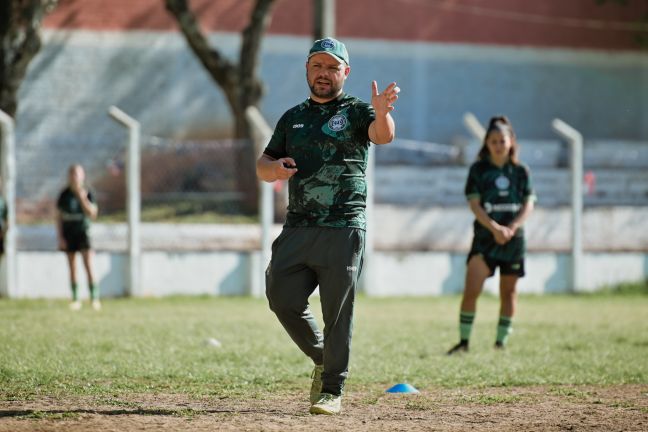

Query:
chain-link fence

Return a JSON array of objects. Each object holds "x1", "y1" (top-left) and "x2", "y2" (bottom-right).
[
  {"x1": 96, "y1": 136, "x2": 257, "y2": 223},
  {"x1": 14, "y1": 133, "x2": 270, "y2": 226}
]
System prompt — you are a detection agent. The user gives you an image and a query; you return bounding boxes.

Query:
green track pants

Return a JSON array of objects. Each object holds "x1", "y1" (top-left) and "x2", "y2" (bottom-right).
[{"x1": 266, "y1": 227, "x2": 365, "y2": 396}]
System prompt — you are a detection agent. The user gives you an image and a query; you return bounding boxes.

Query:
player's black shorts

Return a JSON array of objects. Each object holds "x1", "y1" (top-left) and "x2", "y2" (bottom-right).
[
  {"x1": 468, "y1": 251, "x2": 525, "y2": 277},
  {"x1": 467, "y1": 234, "x2": 526, "y2": 277},
  {"x1": 62, "y1": 229, "x2": 91, "y2": 252}
]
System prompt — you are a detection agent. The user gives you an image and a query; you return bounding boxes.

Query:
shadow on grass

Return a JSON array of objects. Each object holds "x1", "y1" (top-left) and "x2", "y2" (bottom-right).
[{"x1": 0, "y1": 407, "x2": 282, "y2": 419}]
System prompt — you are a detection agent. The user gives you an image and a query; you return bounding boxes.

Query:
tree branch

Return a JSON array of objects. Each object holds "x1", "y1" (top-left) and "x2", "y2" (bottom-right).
[
  {"x1": 240, "y1": 0, "x2": 275, "y2": 105},
  {"x1": 164, "y1": 0, "x2": 238, "y2": 91}
]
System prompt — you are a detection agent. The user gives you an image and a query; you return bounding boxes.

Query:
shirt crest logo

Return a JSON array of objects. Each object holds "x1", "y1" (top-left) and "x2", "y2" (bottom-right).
[
  {"x1": 328, "y1": 114, "x2": 348, "y2": 132},
  {"x1": 495, "y1": 175, "x2": 510, "y2": 190}
]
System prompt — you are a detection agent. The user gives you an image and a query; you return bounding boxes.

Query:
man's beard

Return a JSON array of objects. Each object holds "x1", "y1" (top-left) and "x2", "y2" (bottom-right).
[{"x1": 308, "y1": 77, "x2": 342, "y2": 99}]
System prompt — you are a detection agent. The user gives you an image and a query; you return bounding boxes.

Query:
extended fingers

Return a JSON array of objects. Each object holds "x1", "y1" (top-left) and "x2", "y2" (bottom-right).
[
  {"x1": 383, "y1": 82, "x2": 397, "y2": 93},
  {"x1": 371, "y1": 80, "x2": 379, "y2": 97},
  {"x1": 371, "y1": 80, "x2": 400, "y2": 112},
  {"x1": 383, "y1": 82, "x2": 400, "y2": 99}
]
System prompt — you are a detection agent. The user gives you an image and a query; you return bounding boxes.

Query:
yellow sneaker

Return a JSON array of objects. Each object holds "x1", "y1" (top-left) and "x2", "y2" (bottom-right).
[
  {"x1": 310, "y1": 393, "x2": 342, "y2": 415},
  {"x1": 310, "y1": 365, "x2": 323, "y2": 404}
]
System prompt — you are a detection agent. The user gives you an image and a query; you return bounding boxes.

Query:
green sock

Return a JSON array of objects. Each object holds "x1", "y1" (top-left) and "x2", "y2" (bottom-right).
[
  {"x1": 89, "y1": 283, "x2": 99, "y2": 301},
  {"x1": 459, "y1": 311, "x2": 475, "y2": 342},
  {"x1": 496, "y1": 316, "x2": 513, "y2": 345},
  {"x1": 71, "y1": 282, "x2": 79, "y2": 301}
]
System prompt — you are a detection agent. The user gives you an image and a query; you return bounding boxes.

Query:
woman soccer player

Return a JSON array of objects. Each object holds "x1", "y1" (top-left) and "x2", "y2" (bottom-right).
[
  {"x1": 56, "y1": 164, "x2": 100, "y2": 311},
  {"x1": 447, "y1": 116, "x2": 535, "y2": 354}
]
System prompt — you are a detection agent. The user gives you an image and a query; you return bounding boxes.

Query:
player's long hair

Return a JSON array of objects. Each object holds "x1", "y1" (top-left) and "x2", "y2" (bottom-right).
[{"x1": 477, "y1": 116, "x2": 519, "y2": 165}]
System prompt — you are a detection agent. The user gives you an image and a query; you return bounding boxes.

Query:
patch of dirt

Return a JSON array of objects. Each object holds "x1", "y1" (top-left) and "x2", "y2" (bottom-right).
[{"x1": 1, "y1": 385, "x2": 646, "y2": 431}]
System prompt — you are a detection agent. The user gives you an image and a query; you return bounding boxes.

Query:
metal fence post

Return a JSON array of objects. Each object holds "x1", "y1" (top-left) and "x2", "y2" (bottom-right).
[
  {"x1": 314, "y1": 0, "x2": 336, "y2": 40},
  {"x1": 245, "y1": 106, "x2": 273, "y2": 297},
  {"x1": 0, "y1": 111, "x2": 17, "y2": 298},
  {"x1": 463, "y1": 112, "x2": 486, "y2": 141},
  {"x1": 108, "y1": 106, "x2": 141, "y2": 297},
  {"x1": 552, "y1": 119, "x2": 583, "y2": 292}
]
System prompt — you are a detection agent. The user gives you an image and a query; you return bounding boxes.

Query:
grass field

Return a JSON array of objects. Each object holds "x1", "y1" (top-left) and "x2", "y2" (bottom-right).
[{"x1": 1, "y1": 293, "x2": 647, "y2": 431}]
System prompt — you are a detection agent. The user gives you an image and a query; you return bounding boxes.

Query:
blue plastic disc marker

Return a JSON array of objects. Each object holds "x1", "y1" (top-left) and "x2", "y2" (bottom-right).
[{"x1": 386, "y1": 383, "x2": 420, "y2": 394}]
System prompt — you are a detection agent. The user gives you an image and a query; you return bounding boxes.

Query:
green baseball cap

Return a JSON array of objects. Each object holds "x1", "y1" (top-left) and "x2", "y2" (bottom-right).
[{"x1": 308, "y1": 38, "x2": 349, "y2": 65}]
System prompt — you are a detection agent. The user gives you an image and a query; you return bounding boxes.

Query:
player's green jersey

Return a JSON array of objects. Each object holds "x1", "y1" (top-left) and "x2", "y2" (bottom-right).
[
  {"x1": 264, "y1": 93, "x2": 376, "y2": 229},
  {"x1": 57, "y1": 187, "x2": 95, "y2": 235},
  {"x1": 465, "y1": 158, "x2": 536, "y2": 240}
]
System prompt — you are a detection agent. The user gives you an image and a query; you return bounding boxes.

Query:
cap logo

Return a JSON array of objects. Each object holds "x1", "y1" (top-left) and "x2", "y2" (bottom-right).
[
  {"x1": 321, "y1": 39, "x2": 336, "y2": 49},
  {"x1": 328, "y1": 114, "x2": 348, "y2": 131}
]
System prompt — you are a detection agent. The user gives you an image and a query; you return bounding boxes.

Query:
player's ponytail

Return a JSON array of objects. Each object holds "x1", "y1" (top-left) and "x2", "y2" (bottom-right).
[{"x1": 477, "y1": 115, "x2": 519, "y2": 164}]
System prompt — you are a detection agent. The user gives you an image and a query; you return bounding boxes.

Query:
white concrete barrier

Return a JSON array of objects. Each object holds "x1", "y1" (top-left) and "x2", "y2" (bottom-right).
[{"x1": 5, "y1": 205, "x2": 647, "y2": 298}]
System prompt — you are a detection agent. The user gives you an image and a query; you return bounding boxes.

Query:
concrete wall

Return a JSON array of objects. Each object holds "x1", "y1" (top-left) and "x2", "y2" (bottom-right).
[
  {"x1": 5, "y1": 205, "x2": 647, "y2": 298},
  {"x1": 16, "y1": 31, "x2": 648, "y2": 201},
  {"x1": 9, "y1": 249, "x2": 647, "y2": 299}
]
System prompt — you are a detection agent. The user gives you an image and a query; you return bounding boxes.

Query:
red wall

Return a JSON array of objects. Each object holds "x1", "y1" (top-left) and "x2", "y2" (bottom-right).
[{"x1": 44, "y1": 0, "x2": 646, "y2": 51}]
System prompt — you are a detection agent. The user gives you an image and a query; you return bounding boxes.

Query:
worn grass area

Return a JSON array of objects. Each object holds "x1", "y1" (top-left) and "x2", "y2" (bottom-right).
[
  {"x1": 98, "y1": 201, "x2": 258, "y2": 224},
  {"x1": 0, "y1": 294, "x2": 646, "y2": 402}
]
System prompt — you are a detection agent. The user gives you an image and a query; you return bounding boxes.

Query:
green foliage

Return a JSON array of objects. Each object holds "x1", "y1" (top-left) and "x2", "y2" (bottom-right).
[
  {"x1": 595, "y1": 279, "x2": 648, "y2": 296},
  {"x1": 0, "y1": 295, "x2": 646, "y2": 401},
  {"x1": 594, "y1": 0, "x2": 648, "y2": 48},
  {"x1": 594, "y1": 0, "x2": 629, "y2": 5},
  {"x1": 594, "y1": 0, "x2": 628, "y2": 6}
]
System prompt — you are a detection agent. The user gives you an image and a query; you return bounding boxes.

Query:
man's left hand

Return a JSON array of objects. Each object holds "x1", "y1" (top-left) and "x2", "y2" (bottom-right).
[{"x1": 371, "y1": 81, "x2": 400, "y2": 117}]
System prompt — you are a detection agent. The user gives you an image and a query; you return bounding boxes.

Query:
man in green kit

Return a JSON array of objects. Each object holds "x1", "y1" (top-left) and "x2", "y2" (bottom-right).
[{"x1": 256, "y1": 38, "x2": 400, "y2": 415}]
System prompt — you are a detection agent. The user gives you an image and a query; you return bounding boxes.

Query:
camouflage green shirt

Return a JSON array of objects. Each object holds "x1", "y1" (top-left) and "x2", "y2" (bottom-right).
[
  {"x1": 465, "y1": 158, "x2": 536, "y2": 239},
  {"x1": 264, "y1": 93, "x2": 376, "y2": 229},
  {"x1": 57, "y1": 187, "x2": 95, "y2": 235}
]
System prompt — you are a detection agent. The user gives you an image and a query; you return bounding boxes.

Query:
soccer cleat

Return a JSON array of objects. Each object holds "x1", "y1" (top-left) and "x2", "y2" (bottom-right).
[
  {"x1": 91, "y1": 300, "x2": 102, "y2": 311},
  {"x1": 494, "y1": 341, "x2": 505, "y2": 349},
  {"x1": 310, "y1": 393, "x2": 342, "y2": 415},
  {"x1": 310, "y1": 364, "x2": 324, "y2": 404},
  {"x1": 447, "y1": 340, "x2": 469, "y2": 355},
  {"x1": 69, "y1": 300, "x2": 82, "y2": 311}
]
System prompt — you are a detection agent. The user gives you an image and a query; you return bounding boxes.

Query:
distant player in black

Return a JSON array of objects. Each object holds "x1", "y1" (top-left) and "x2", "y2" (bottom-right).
[
  {"x1": 56, "y1": 164, "x2": 100, "y2": 311},
  {"x1": 448, "y1": 116, "x2": 535, "y2": 354}
]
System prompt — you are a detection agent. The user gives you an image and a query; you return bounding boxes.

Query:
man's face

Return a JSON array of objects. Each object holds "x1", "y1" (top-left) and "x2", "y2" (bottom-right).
[{"x1": 306, "y1": 53, "x2": 350, "y2": 102}]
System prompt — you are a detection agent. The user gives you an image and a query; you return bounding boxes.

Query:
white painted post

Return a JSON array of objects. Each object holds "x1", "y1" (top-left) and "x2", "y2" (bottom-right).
[
  {"x1": 108, "y1": 106, "x2": 141, "y2": 297},
  {"x1": 0, "y1": 111, "x2": 17, "y2": 298},
  {"x1": 552, "y1": 119, "x2": 583, "y2": 292},
  {"x1": 245, "y1": 106, "x2": 273, "y2": 297},
  {"x1": 463, "y1": 112, "x2": 486, "y2": 141}
]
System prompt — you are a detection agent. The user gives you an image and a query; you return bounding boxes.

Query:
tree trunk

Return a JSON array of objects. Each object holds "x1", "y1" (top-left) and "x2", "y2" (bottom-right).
[
  {"x1": 165, "y1": 0, "x2": 276, "y2": 213},
  {"x1": 0, "y1": 0, "x2": 58, "y2": 118}
]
